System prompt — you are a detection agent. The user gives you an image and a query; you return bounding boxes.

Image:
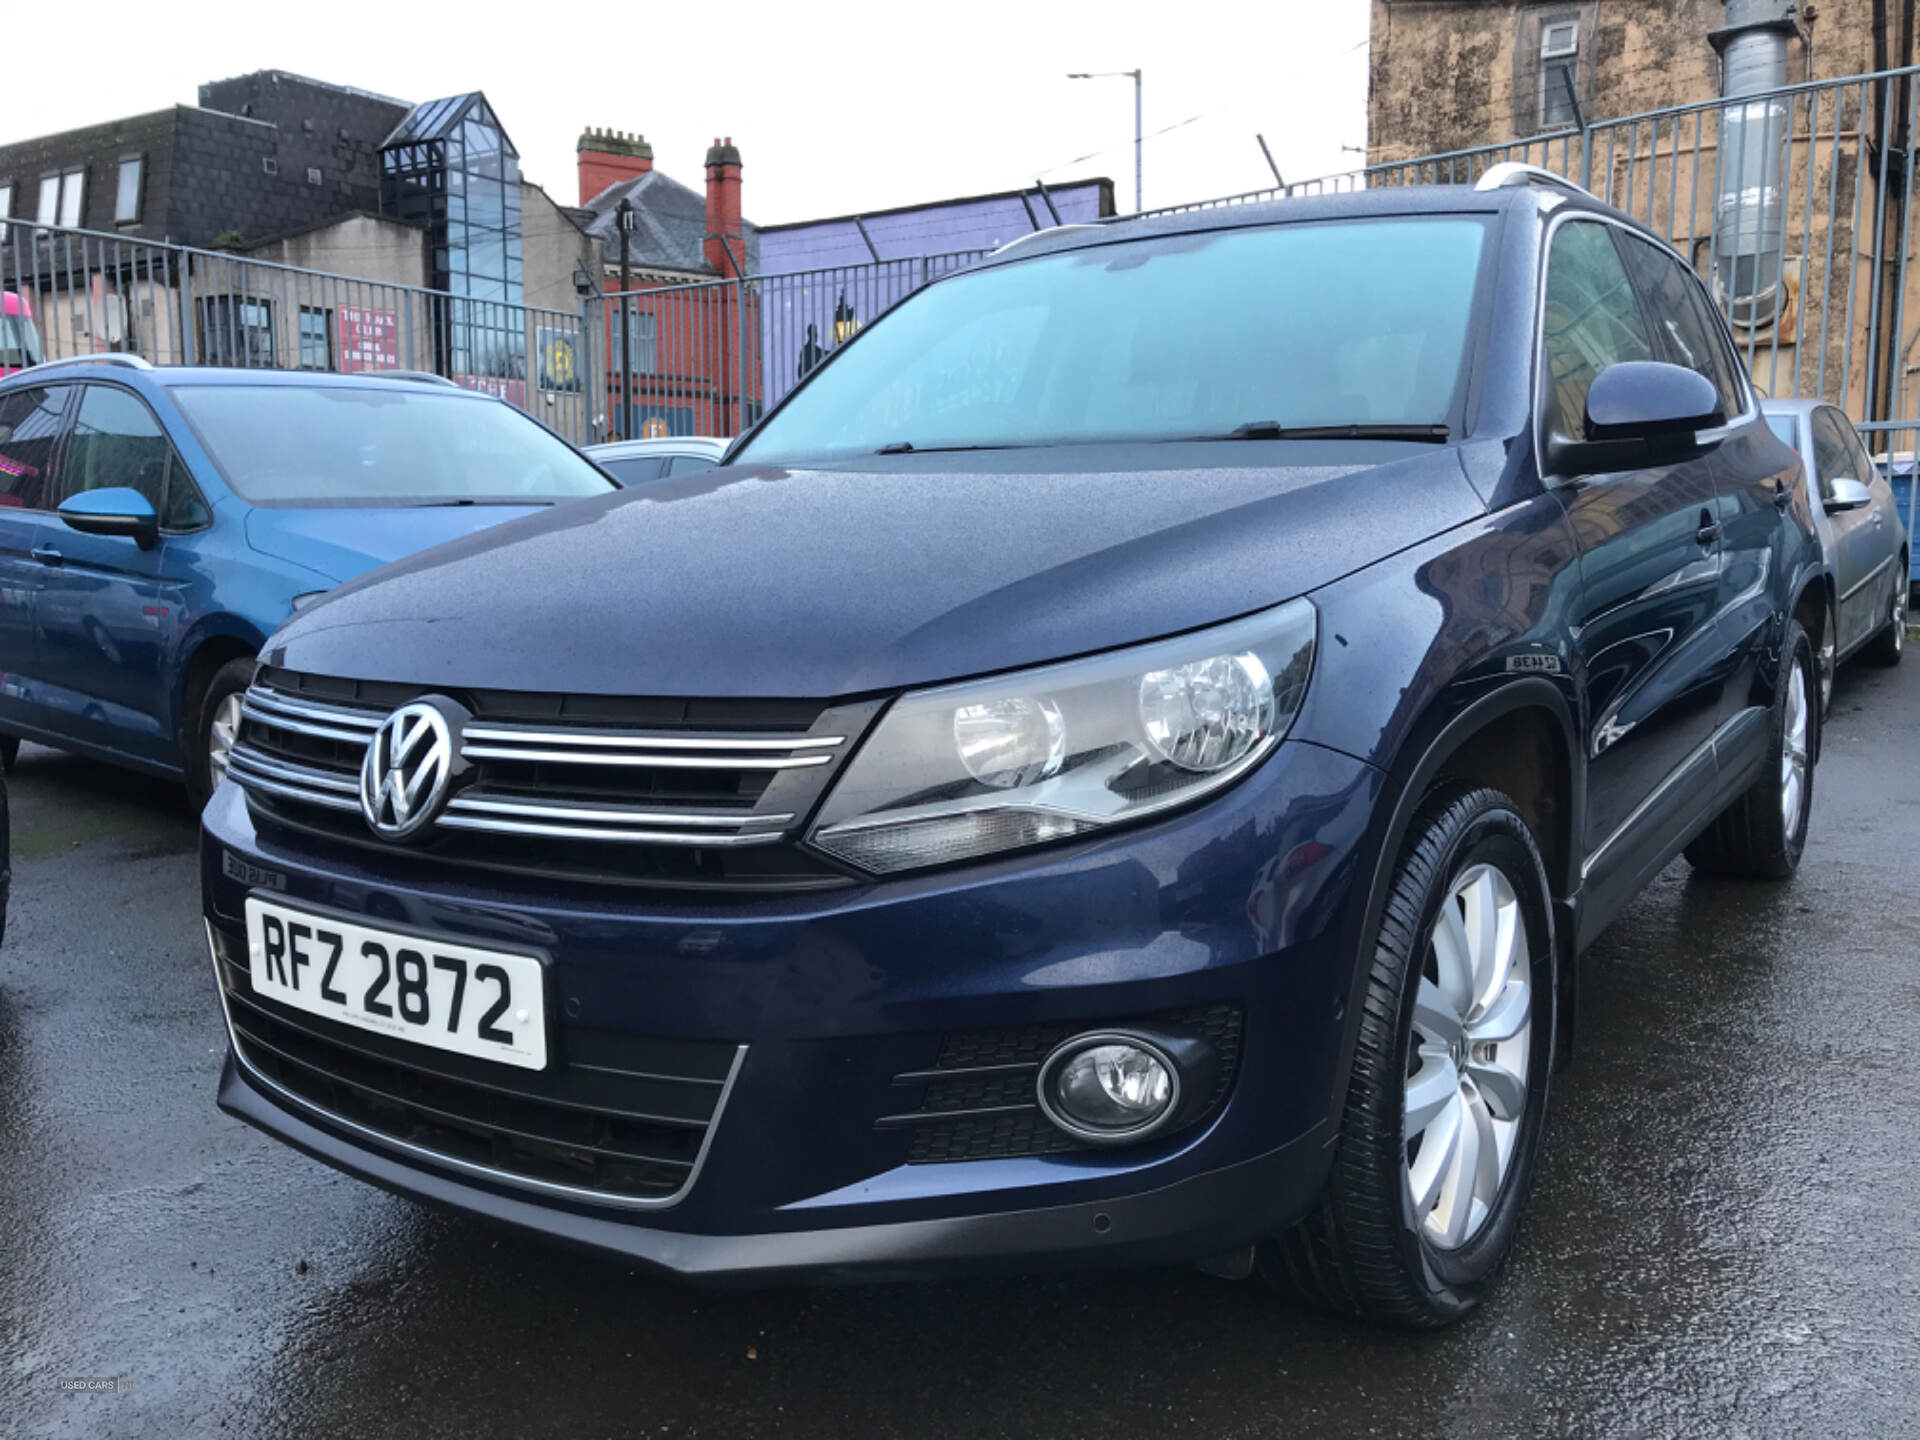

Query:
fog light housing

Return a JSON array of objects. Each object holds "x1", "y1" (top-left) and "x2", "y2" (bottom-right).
[{"x1": 1037, "y1": 1032, "x2": 1182, "y2": 1145}]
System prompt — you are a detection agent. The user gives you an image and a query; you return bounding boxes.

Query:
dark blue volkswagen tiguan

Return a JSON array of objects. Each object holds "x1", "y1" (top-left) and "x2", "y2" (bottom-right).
[{"x1": 201, "y1": 168, "x2": 1824, "y2": 1327}]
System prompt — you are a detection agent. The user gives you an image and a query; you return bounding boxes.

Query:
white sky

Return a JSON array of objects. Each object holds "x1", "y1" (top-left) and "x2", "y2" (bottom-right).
[{"x1": 6, "y1": 0, "x2": 1371, "y2": 226}]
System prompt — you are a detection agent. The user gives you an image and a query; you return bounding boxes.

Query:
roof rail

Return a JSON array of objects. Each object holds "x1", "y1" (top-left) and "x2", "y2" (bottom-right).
[
  {"x1": 11, "y1": 353, "x2": 154, "y2": 379},
  {"x1": 989, "y1": 223, "x2": 1103, "y2": 258},
  {"x1": 1473, "y1": 162, "x2": 1594, "y2": 199},
  {"x1": 365, "y1": 369, "x2": 461, "y2": 388}
]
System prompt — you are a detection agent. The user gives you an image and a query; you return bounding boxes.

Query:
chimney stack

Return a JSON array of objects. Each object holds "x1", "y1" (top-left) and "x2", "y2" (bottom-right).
[
  {"x1": 577, "y1": 126, "x2": 654, "y2": 206},
  {"x1": 705, "y1": 136, "x2": 744, "y2": 277}
]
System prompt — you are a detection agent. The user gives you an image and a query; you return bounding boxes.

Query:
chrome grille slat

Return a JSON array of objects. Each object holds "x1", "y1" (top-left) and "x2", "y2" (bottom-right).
[
  {"x1": 459, "y1": 744, "x2": 832, "y2": 770},
  {"x1": 228, "y1": 681, "x2": 864, "y2": 866}
]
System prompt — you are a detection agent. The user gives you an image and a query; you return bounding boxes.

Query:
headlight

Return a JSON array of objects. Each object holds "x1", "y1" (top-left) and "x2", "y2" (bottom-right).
[{"x1": 808, "y1": 598, "x2": 1316, "y2": 873}]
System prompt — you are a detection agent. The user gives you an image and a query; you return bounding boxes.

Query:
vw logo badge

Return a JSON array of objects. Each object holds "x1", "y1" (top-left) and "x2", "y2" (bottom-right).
[{"x1": 360, "y1": 699, "x2": 460, "y2": 840}]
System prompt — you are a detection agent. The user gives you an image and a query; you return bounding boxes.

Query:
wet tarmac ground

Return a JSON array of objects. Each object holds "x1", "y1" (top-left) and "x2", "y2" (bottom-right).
[{"x1": 3, "y1": 659, "x2": 1918, "y2": 1440}]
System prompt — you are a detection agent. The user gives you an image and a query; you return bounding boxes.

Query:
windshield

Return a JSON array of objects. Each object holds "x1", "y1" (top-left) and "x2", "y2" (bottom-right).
[
  {"x1": 171, "y1": 384, "x2": 616, "y2": 506},
  {"x1": 0, "y1": 313, "x2": 44, "y2": 371},
  {"x1": 736, "y1": 216, "x2": 1490, "y2": 464}
]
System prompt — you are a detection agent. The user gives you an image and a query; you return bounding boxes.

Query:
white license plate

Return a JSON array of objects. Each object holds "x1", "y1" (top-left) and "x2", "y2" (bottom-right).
[{"x1": 243, "y1": 897, "x2": 548, "y2": 1070}]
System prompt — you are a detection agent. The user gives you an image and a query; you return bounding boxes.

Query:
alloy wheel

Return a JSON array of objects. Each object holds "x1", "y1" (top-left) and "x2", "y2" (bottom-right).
[
  {"x1": 1403, "y1": 862, "x2": 1532, "y2": 1251},
  {"x1": 208, "y1": 692, "x2": 244, "y2": 790},
  {"x1": 1780, "y1": 659, "x2": 1809, "y2": 836}
]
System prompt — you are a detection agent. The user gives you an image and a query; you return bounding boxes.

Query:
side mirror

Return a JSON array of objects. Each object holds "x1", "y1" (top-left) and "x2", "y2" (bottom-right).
[
  {"x1": 1547, "y1": 361, "x2": 1727, "y2": 477},
  {"x1": 1826, "y1": 476, "x2": 1874, "y2": 512},
  {"x1": 58, "y1": 487, "x2": 159, "y2": 549}
]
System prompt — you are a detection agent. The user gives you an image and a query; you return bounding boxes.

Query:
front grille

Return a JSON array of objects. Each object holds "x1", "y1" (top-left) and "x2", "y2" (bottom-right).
[
  {"x1": 210, "y1": 926, "x2": 741, "y2": 1203},
  {"x1": 227, "y1": 668, "x2": 881, "y2": 889},
  {"x1": 882, "y1": 1004, "x2": 1244, "y2": 1164}
]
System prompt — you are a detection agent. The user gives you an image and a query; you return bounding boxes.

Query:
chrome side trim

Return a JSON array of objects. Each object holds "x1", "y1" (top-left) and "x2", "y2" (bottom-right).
[
  {"x1": 1580, "y1": 705, "x2": 1765, "y2": 880},
  {"x1": 460, "y1": 744, "x2": 832, "y2": 770},
  {"x1": 1840, "y1": 553, "x2": 1895, "y2": 602},
  {"x1": 206, "y1": 920, "x2": 747, "y2": 1212}
]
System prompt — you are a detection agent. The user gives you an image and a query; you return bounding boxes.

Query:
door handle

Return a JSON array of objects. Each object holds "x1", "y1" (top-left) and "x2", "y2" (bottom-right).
[
  {"x1": 1696, "y1": 521, "x2": 1722, "y2": 548},
  {"x1": 29, "y1": 545, "x2": 63, "y2": 567}
]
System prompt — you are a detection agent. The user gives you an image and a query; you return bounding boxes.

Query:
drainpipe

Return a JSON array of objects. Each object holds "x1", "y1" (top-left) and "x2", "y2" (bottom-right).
[{"x1": 1708, "y1": 1, "x2": 1797, "y2": 333}]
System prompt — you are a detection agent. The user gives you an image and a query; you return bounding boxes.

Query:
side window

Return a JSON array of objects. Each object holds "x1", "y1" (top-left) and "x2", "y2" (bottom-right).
[
  {"x1": 1619, "y1": 235, "x2": 1743, "y2": 420},
  {"x1": 65, "y1": 385, "x2": 171, "y2": 512},
  {"x1": 666, "y1": 453, "x2": 715, "y2": 476},
  {"x1": 0, "y1": 384, "x2": 68, "y2": 510},
  {"x1": 1839, "y1": 417, "x2": 1884, "y2": 496},
  {"x1": 1808, "y1": 409, "x2": 1855, "y2": 506},
  {"x1": 1540, "y1": 222, "x2": 1653, "y2": 442}
]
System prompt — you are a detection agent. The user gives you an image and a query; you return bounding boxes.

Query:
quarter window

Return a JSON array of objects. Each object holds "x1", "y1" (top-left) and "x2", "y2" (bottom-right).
[
  {"x1": 0, "y1": 386, "x2": 68, "y2": 510},
  {"x1": 1540, "y1": 222, "x2": 1654, "y2": 442}
]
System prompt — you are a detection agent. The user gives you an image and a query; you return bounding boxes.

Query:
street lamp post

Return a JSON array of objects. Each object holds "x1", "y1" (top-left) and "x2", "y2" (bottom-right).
[{"x1": 1068, "y1": 69, "x2": 1143, "y2": 214}]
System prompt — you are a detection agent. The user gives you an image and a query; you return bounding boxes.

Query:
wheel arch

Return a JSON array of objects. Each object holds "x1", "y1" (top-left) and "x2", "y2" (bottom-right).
[
  {"x1": 172, "y1": 617, "x2": 266, "y2": 757},
  {"x1": 1321, "y1": 678, "x2": 1583, "y2": 1122}
]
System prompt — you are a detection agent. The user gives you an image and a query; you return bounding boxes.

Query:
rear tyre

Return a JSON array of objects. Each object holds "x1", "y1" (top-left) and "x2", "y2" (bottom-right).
[
  {"x1": 1258, "y1": 784, "x2": 1556, "y2": 1328},
  {"x1": 185, "y1": 657, "x2": 256, "y2": 813},
  {"x1": 1865, "y1": 573, "x2": 1906, "y2": 667},
  {"x1": 1684, "y1": 618, "x2": 1817, "y2": 879},
  {"x1": 0, "y1": 735, "x2": 16, "y2": 773}
]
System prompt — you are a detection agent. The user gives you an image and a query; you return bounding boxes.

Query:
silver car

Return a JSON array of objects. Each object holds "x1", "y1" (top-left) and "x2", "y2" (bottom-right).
[
  {"x1": 1764, "y1": 400, "x2": 1909, "y2": 707},
  {"x1": 585, "y1": 435, "x2": 727, "y2": 487}
]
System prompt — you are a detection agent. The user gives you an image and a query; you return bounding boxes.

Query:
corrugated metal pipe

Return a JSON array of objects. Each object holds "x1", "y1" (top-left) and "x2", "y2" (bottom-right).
[{"x1": 1710, "y1": 0, "x2": 1799, "y2": 326}]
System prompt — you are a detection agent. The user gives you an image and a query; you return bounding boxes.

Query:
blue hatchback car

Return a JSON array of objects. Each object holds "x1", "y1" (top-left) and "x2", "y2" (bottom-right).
[{"x1": 0, "y1": 359, "x2": 614, "y2": 805}]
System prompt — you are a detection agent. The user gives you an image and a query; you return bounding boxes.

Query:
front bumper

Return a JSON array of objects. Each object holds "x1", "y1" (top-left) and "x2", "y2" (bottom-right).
[{"x1": 203, "y1": 738, "x2": 1382, "y2": 1281}]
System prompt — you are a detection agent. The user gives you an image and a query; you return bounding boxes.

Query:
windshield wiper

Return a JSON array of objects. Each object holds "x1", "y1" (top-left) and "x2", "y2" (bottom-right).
[
  {"x1": 871, "y1": 441, "x2": 1025, "y2": 455},
  {"x1": 1211, "y1": 421, "x2": 1452, "y2": 443}
]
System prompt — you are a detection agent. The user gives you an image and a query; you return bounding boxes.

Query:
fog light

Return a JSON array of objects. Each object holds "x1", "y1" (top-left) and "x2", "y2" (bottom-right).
[{"x1": 1037, "y1": 1033, "x2": 1181, "y2": 1144}]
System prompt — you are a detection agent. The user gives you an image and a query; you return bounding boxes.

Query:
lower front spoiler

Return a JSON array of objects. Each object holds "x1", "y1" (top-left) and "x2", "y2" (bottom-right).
[{"x1": 219, "y1": 1054, "x2": 1335, "y2": 1284}]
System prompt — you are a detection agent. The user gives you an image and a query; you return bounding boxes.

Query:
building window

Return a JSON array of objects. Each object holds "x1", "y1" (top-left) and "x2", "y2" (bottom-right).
[
  {"x1": 115, "y1": 157, "x2": 143, "y2": 223},
  {"x1": 298, "y1": 307, "x2": 332, "y2": 370},
  {"x1": 38, "y1": 168, "x2": 85, "y2": 230},
  {"x1": 1539, "y1": 19, "x2": 1581, "y2": 129},
  {"x1": 622, "y1": 307, "x2": 658, "y2": 374},
  {"x1": 198, "y1": 296, "x2": 276, "y2": 367}
]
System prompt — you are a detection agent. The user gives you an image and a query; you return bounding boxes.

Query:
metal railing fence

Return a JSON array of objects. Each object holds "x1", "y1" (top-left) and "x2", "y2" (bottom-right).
[{"x1": 1, "y1": 221, "x2": 595, "y2": 444}]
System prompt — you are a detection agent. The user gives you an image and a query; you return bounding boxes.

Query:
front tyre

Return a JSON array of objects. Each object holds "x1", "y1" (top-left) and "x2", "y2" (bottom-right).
[
  {"x1": 1260, "y1": 784, "x2": 1556, "y2": 1328},
  {"x1": 185, "y1": 657, "x2": 256, "y2": 813},
  {"x1": 1865, "y1": 573, "x2": 1907, "y2": 667},
  {"x1": 1684, "y1": 617, "x2": 1817, "y2": 878}
]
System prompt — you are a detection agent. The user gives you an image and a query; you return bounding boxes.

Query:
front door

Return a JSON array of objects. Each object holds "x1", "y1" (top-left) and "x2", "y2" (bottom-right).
[
  {"x1": 1543, "y1": 220, "x2": 1727, "y2": 884},
  {"x1": 34, "y1": 383, "x2": 192, "y2": 767},
  {"x1": 0, "y1": 382, "x2": 73, "y2": 734}
]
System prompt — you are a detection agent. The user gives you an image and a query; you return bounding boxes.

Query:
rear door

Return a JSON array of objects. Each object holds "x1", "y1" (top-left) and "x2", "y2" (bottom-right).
[
  {"x1": 33, "y1": 382, "x2": 199, "y2": 766},
  {"x1": 1546, "y1": 220, "x2": 1726, "y2": 888},
  {"x1": 0, "y1": 382, "x2": 74, "y2": 732},
  {"x1": 1807, "y1": 407, "x2": 1883, "y2": 652}
]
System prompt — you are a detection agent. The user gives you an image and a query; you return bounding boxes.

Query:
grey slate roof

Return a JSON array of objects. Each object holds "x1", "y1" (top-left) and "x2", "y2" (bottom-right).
[{"x1": 579, "y1": 168, "x2": 759, "y2": 276}]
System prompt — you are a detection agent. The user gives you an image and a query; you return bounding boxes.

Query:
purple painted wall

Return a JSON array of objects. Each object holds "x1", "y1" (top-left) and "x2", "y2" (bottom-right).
[{"x1": 756, "y1": 179, "x2": 1113, "y2": 276}]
